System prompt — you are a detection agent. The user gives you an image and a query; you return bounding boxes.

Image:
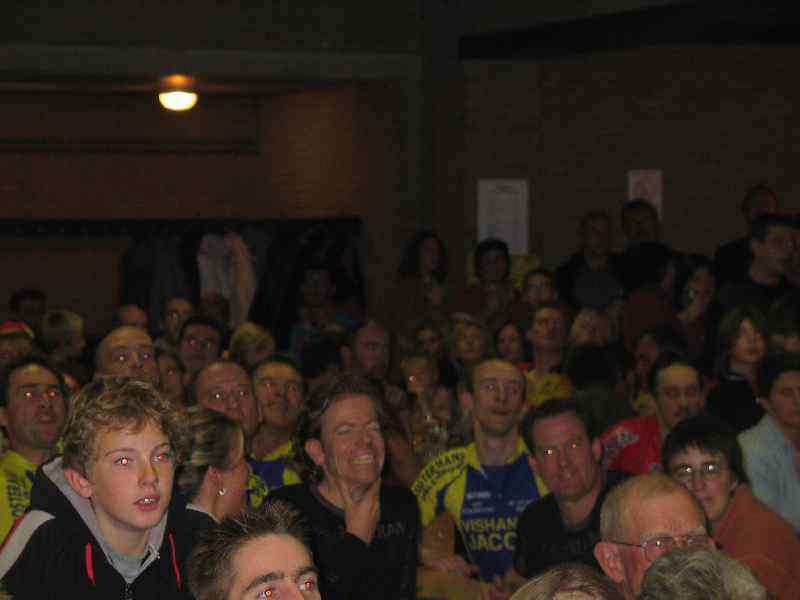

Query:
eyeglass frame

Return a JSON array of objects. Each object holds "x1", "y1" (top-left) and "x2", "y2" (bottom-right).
[
  {"x1": 606, "y1": 533, "x2": 712, "y2": 561},
  {"x1": 670, "y1": 461, "x2": 726, "y2": 485}
]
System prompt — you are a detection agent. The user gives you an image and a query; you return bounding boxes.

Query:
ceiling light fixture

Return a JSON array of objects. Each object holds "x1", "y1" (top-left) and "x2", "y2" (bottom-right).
[{"x1": 158, "y1": 74, "x2": 198, "y2": 111}]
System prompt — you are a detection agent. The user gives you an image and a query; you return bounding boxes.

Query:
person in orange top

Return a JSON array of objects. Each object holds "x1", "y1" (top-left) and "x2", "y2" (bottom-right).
[{"x1": 663, "y1": 415, "x2": 800, "y2": 599}]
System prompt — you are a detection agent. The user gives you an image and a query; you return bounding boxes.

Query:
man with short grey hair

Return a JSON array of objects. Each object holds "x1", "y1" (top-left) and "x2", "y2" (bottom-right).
[{"x1": 593, "y1": 473, "x2": 711, "y2": 600}]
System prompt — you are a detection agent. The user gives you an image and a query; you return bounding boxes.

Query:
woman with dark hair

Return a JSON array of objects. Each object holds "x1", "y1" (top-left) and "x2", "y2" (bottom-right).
[
  {"x1": 394, "y1": 231, "x2": 451, "y2": 342},
  {"x1": 494, "y1": 319, "x2": 529, "y2": 367},
  {"x1": 706, "y1": 306, "x2": 768, "y2": 432},
  {"x1": 663, "y1": 416, "x2": 800, "y2": 598},
  {"x1": 675, "y1": 254, "x2": 722, "y2": 369}
]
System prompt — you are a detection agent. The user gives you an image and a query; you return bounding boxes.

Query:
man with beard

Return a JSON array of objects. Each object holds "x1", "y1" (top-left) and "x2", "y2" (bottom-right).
[
  {"x1": 413, "y1": 359, "x2": 546, "y2": 591},
  {"x1": 268, "y1": 372, "x2": 419, "y2": 600},
  {"x1": 248, "y1": 355, "x2": 304, "y2": 496},
  {"x1": 512, "y1": 399, "x2": 627, "y2": 583},
  {"x1": 0, "y1": 356, "x2": 68, "y2": 541},
  {"x1": 602, "y1": 353, "x2": 705, "y2": 474}
]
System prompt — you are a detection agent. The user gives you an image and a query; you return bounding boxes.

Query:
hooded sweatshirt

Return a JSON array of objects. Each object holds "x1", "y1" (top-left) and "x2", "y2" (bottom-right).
[{"x1": 0, "y1": 457, "x2": 196, "y2": 600}]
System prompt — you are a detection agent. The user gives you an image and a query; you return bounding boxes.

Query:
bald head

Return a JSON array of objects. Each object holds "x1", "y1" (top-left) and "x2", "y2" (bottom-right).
[{"x1": 95, "y1": 326, "x2": 159, "y2": 387}]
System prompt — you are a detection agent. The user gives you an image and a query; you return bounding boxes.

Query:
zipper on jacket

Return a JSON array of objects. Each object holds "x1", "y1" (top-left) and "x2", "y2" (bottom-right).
[{"x1": 123, "y1": 583, "x2": 133, "y2": 600}]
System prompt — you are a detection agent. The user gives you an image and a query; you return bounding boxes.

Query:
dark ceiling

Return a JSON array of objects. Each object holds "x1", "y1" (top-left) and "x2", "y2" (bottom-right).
[{"x1": 459, "y1": 1, "x2": 799, "y2": 60}]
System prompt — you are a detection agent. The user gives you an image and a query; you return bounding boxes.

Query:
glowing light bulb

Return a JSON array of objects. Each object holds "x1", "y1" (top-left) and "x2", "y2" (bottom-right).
[{"x1": 158, "y1": 90, "x2": 198, "y2": 111}]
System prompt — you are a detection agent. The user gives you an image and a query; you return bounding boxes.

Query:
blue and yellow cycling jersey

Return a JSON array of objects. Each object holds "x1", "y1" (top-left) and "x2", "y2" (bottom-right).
[
  {"x1": 412, "y1": 438, "x2": 547, "y2": 582},
  {"x1": 248, "y1": 440, "x2": 301, "y2": 508},
  {"x1": 0, "y1": 450, "x2": 36, "y2": 542}
]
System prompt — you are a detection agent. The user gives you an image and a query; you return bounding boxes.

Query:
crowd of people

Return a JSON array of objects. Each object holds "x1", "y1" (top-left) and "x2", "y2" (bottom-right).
[{"x1": 0, "y1": 184, "x2": 799, "y2": 599}]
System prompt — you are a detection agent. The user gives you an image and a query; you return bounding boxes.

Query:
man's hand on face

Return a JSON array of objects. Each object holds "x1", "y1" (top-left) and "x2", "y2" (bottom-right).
[{"x1": 337, "y1": 476, "x2": 381, "y2": 545}]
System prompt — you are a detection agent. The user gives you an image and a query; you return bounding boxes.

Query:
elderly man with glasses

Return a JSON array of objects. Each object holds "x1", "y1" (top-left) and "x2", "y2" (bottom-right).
[{"x1": 593, "y1": 473, "x2": 712, "y2": 599}]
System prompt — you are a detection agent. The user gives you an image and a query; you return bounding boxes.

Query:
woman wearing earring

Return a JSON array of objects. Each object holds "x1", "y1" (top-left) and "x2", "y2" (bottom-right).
[{"x1": 177, "y1": 406, "x2": 251, "y2": 526}]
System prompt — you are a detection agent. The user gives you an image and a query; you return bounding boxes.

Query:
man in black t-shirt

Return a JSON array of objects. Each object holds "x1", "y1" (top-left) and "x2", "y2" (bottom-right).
[
  {"x1": 268, "y1": 371, "x2": 419, "y2": 600},
  {"x1": 512, "y1": 398, "x2": 625, "y2": 581}
]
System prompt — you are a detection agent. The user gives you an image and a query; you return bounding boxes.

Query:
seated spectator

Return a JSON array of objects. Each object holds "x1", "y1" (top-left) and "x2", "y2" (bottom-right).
[
  {"x1": 248, "y1": 355, "x2": 304, "y2": 494},
  {"x1": 269, "y1": 372, "x2": 419, "y2": 600},
  {"x1": 299, "y1": 332, "x2": 344, "y2": 393},
  {"x1": 706, "y1": 306, "x2": 768, "y2": 432},
  {"x1": 41, "y1": 308, "x2": 89, "y2": 384},
  {"x1": 0, "y1": 321, "x2": 35, "y2": 372},
  {"x1": 628, "y1": 324, "x2": 687, "y2": 416},
  {"x1": 94, "y1": 325, "x2": 160, "y2": 387},
  {"x1": 563, "y1": 345, "x2": 634, "y2": 441},
  {"x1": 8, "y1": 288, "x2": 46, "y2": 340},
  {"x1": 188, "y1": 503, "x2": 321, "y2": 600},
  {"x1": 714, "y1": 183, "x2": 778, "y2": 289},
  {"x1": 227, "y1": 321, "x2": 275, "y2": 370},
  {"x1": 452, "y1": 237, "x2": 528, "y2": 334},
  {"x1": 414, "y1": 321, "x2": 459, "y2": 389},
  {"x1": 593, "y1": 473, "x2": 712, "y2": 600},
  {"x1": 768, "y1": 290, "x2": 800, "y2": 353},
  {"x1": 524, "y1": 304, "x2": 573, "y2": 407},
  {"x1": 393, "y1": 230, "x2": 450, "y2": 335},
  {"x1": 620, "y1": 242, "x2": 681, "y2": 353},
  {"x1": 602, "y1": 353, "x2": 705, "y2": 474},
  {"x1": 177, "y1": 406, "x2": 250, "y2": 525},
  {"x1": 510, "y1": 562, "x2": 623, "y2": 600},
  {"x1": 156, "y1": 349, "x2": 186, "y2": 406},
  {"x1": 413, "y1": 359, "x2": 546, "y2": 587},
  {"x1": 555, "y1": 210, "x2": 623, "y2": 312},
  {"x1": 739, "y1": 352, "x2": 800, "y2": 532},
  {"x1": 568, "y1": 308, "x2": 613, "y2": 348},
  {"x1": 0, "y1": 377, "x2": 195, "y2": 598},
  {"x1": 718, "y1": 214, "x2": 797, "y2": 315},
  {"x1": 663, "y1": 415, "x2": 800, "y2": 599},
  {"x1": 448, "y1": 319, "x2": 490, "y2": 388},
  {"x1": 154, "y1": 296, "x2": 194, "y2": 354},
  {"x1": 512, "y1": 399, "x2": 627, "y2": 584},
  {"x1": 116, "y1": 303, "x2": 148, "y2": 330},
  {"x1": 0, "y1": 356, "x2": 67, "y2": 541},
  {"x1": 521, "y1": 268, "x2": 559, "y2": 314},
  {"x1": 289, "y1": 263, "x2": 356, "y2": 357},
  {"x1": 675, "y1": 254, "x2": 721, "y2": 368},
  {"x1": 178, "y1": 316, "x2": 224, "y2": 379},
  {"x1": 639, "y1": 547, "x2": 769, "y2": 600},
  {"x1": 495, "y1": 320, "x2": 529, "y2": 367},
  {"x1": 190, "y1": 360, "x2": 265, "y2": 507}
]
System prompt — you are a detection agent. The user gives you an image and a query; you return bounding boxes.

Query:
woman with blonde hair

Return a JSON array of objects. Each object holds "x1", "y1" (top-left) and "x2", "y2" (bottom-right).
[{"x1": 227, "y1": 321, "x2": 276, "y2": 370}]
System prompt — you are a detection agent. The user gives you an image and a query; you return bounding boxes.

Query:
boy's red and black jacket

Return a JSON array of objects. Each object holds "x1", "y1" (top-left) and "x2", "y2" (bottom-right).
[{"x1": 0, "y1": 456, "x2": 203, "y2": 600}]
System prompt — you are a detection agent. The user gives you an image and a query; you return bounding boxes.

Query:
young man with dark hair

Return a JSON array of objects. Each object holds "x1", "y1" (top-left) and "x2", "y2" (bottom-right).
[
  {"x1": 0, "y1": 377, "x2": 196, "y2": 599},
  {"x1": 188, "y1": 504, "x2": 320, "y2": 600},
  {"x1": 739, "y1": 352, "x2": 800, "y2": 532},
  {"x1": 178, "y1": 316, "x2": 224, "y2": 378},
  {"x1": 602, "y1": 353, "x2": 705, "y2": 474},
  {"x1": 719, "y1": 213, "x2": 797, "y2": 314},
  {"x1": 268, "y1": 371, "x2": 419, "y2": 600}
]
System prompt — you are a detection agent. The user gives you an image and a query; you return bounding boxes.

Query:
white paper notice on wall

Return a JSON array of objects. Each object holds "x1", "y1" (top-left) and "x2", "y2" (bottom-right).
[
  {"x1": 627, "y1": 169, "x2": 663, "y2": 219},
  {"x1": 477, "y1": 179, "x2": 529, "y2": 254}
]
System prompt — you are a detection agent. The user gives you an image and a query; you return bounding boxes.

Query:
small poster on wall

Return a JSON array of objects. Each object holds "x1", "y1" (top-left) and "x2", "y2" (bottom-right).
[
  {"x1": 477, "y1": 178, "x2": 529, "y2": 255},
  {"x1": 627, "y1": 169, "x2": 663, "y2": 219}
]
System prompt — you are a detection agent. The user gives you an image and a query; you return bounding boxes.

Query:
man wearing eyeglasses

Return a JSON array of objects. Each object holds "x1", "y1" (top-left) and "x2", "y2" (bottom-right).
[
  {"x1": 192, "y1": 359, "x2": 268, "y2": 507},
  {"x1": 412, "y1": 359, "x2": 547, "y2": 593},
  {"x1": 94, "y1": 325, "x2": 160, "y2": 387},
  {"x1": 593, "y1": 473, "x2": 712, "y2": 599},
  {"x1": 249, "y1": 354, "x2": 304, "y2": 497}
]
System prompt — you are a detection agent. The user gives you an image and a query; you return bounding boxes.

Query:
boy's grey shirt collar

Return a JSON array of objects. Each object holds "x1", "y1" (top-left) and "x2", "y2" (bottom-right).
[{"x1": 43, "y1": 456, "x2": 167, "y2": 583}]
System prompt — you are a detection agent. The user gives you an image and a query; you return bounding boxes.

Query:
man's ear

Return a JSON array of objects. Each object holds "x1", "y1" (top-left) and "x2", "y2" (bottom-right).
[
  {"x1": 0, "y1": 407, "x2": 8, "y2": 429},
  {"x1": 594, "y1": 541, "x2": 625, "y2": 584},
  {"x1": 304, "y1": 439, "x2": 325, "y2": 468},
  {"x1": 591, "y1": 438, "x2": 603, "y2": 463},
  {"x1": 64, "y1": 467, "x2": 94, "y2": 499}
]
